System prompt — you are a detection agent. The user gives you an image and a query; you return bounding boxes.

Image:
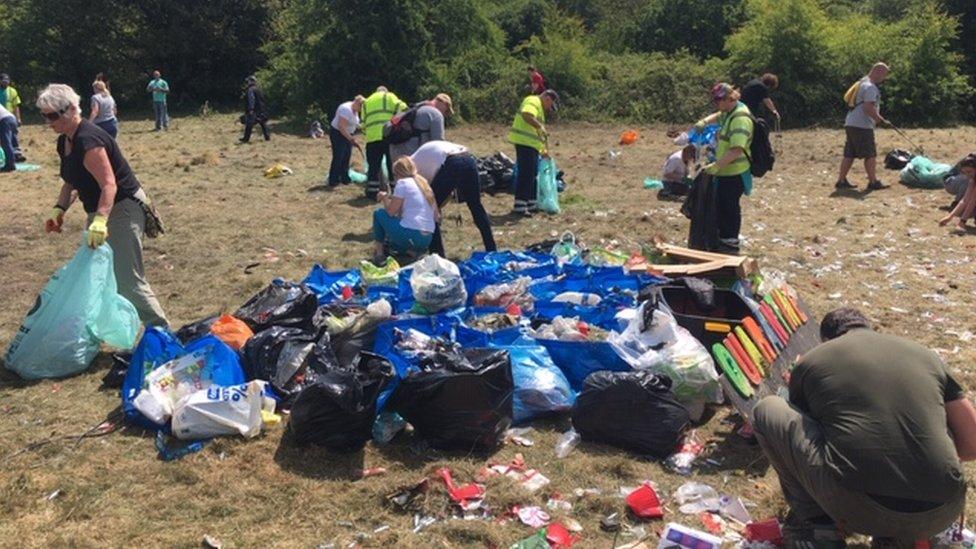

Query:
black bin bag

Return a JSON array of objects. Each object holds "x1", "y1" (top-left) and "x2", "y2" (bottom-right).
[
  {"x1": 389, "y1": 348, "x2": 514, "y2": 451},
  {"x1": 571, "y1": 370, "x2": 690, "y2": 458},
  {"x1": 242, "y1": 327, "x2": 340, "y2": 403},
  {"x1": 175, "y1": 314, "x2": 219, "y2": 344},
  {"x1": 235, "y1": 281, "x2": 319, "y2": 333},
  {"x1": 288, "y1": 352, "x2": 395, "y2": 452}
]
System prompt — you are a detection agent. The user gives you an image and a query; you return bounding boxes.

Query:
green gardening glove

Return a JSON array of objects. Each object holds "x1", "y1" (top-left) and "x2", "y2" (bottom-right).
[{"x1": 87, "y1": 215, "x2": 108, "y2": 248}]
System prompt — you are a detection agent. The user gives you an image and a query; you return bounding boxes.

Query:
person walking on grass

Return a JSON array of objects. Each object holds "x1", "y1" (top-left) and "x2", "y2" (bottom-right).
[
  {"x1": 372, "y1": 156, "x2": 438, "y2": 263},
  {"x1": 836, "y1": 62, "x2": 891, "y2": 191},
  {"x1": 90, "y1": 80, "x2": 119, "y2": 138},
  {"x1": 509, "y1": 89, "x2": 559, "y2": 215},
  {"x1": 38, "y1": 84, "x2": 168, "y2": 326},
  {"x1": 146, "y1": 70, "x2": 169, "y2": 131},
  {"x1": 328, "y1": 95, "x2": 365, "y2": 186},
  {"x1": 240, "y1": 75, "x2": 270, "y2": 143}
]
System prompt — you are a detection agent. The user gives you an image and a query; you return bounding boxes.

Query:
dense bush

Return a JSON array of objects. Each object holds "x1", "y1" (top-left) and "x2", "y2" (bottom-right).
[{"x1": 0, "y1": 0, "x2": 971, "y2": 125}]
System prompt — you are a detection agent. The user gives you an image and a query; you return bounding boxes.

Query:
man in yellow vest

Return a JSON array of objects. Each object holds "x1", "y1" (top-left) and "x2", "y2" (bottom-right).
[
  {"x1": 362, "y1": 86, "x2": 408, "y2": 199},
  {"x1": 508, "y1": 89, "x2": 558, "y2": 215}
]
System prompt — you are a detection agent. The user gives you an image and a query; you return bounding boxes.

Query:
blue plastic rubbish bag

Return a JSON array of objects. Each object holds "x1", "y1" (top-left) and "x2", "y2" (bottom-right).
[
  {"x1": 501, "y1": 337, "x2": 574, "y2": 424},
  {"x1": 900, "y1": 156, "x2": 952, "y2": 189},
  {"x1": 537, "y1": 157, "x2": 561, "y2": 214},
  {"x1": 4, "y1": 238, "x2": 140, "y2": 380}
]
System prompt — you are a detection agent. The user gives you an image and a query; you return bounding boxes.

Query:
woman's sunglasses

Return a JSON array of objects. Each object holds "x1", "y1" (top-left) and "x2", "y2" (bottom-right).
[{"x1": 41, "y1": 107, "x2": 68, "y2": 121}]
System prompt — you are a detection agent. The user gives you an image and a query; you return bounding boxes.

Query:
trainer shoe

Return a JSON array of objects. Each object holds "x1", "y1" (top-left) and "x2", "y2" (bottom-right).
[
  {"x1": 835, "y1": 179, "x2": 857, "y2": 190},
  {"x1": 867, "y1": 180, "x2": 890, "y2": 190}
]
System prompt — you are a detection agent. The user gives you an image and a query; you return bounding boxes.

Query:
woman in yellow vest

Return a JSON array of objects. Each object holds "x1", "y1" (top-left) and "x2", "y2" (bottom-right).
[
  {"x1": 361, "y1": 86, "x2": 407, "y2": 199},
  {"x1": 508, "y1": 89, "x2": 558, "y2": 215},
  {"x1": 695, "y1": 83, "x2": 753, "y2": 253}
]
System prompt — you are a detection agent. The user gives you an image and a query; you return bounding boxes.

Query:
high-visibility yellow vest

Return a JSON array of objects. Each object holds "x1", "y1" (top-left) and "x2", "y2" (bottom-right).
[
  {"x1": 508, "y1": 95, "x2": 546, "y2": 152},
  {"x1": 362, "y1": 91, "x2": 407, "y2": 143}
]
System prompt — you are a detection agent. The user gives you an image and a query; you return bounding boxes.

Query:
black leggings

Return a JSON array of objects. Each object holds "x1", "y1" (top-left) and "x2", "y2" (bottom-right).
[
  {"x1": 429, "y1": 153, "x2": 497, "y2": 256},
  {"x1": 715, "y1": 174, "x2": 745, "y2": 241}
]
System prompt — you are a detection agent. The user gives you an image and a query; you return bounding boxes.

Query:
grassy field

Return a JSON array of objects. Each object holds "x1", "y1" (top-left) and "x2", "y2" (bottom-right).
[{"x1": 1, "y1": 114, "x2": 974, "y2": 547}]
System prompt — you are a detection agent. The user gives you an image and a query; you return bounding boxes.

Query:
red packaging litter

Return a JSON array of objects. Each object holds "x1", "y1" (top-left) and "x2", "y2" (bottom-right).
[
  {"x1": 626, "y1": 484, "x2": 664, "y2": 519},
  {"x1": 746, "y1": 518, "x2": 783, "y2": 545}
]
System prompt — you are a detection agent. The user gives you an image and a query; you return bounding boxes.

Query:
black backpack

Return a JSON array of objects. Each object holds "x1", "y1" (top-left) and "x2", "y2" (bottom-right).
[
  {"x1": 728, "y1": 112, "x2": 775, "y2": 178},
  {"x1": 383, "y1": 102, "x2": 425, "y2": 144}
]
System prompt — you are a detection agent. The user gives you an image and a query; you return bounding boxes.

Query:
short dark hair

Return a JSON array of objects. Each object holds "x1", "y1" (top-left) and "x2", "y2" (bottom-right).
[
  {"x1": 761, "y1": 73, "x2": 779, "y2": 89},
  {"x1": 960, "y1": 153, "x2": 976, "y2": 170},
  {"x1": 527, "y1": 66, "x2": 536, "y2": 72},
  {"x1": 820, "y1": 307, "x2": 871, "y2": 341}
]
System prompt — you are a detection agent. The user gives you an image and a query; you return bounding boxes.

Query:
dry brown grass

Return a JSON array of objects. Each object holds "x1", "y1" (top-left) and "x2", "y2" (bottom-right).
[{"x1": 0, "y1": 115, "x2": 974, "y2": 547}]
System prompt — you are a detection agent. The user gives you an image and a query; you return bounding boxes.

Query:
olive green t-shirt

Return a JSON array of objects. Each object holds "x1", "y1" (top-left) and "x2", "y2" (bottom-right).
[{"x1": 790, "y1": 329, "x2": 966, "y2": 504}]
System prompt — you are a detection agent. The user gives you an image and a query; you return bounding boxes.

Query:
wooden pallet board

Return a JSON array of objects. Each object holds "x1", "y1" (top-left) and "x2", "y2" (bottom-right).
[
  {"x1": 649, "y1": 242, "x2": 760, "y2": 279},
  {"x1": 717, "y1": 300, "x2": 821, "y2": 423}
]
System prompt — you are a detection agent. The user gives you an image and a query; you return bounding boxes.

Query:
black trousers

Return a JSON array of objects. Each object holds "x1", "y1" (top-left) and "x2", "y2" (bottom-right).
[
  {"x1": 514, "y1": 144, "x2": 539, "y2": 208},
  {"x1": 242, "y1": 113, "x2": 270, "y2": 142},
  {"x1": 429, "y1": 153, "x2": 497, "y2": 256},
  {"x1": 328, "y1": 128, "x2": 353, "y2": 185},
  {"x1": 366, "y1": 138, "x2": 393, "y2": 177},
  {"x1": 715, "y1": 174, "x2": 745, "y2": 241}
]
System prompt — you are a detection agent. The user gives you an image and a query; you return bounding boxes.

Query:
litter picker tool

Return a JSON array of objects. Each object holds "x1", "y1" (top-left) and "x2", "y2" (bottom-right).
[{"x1": 886, "y1": 121, "x2": 924, "y2": 155}]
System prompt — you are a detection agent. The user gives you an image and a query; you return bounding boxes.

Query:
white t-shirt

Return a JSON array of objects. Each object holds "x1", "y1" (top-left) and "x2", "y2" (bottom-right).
[
  {"x1": 331, "y1": 101, "x2": 359, "y2": 133},
  {"x1": 662, "y1": 150, "x2": 687, "y2": 181},
  {"x1": 0, "y1": 103, "x2": 13, "y2": 121},
  {"x1": 410, "y1": 140, "x2": 468, "y2": 181},
  {"x1": 393, "y1": 177, "x2": 436, "y2": 233}
]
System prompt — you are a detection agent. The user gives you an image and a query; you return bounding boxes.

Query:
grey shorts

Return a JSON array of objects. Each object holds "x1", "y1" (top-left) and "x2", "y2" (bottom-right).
[{"x1": 844, "y1": 127, "x2": 877, "y2": 159}]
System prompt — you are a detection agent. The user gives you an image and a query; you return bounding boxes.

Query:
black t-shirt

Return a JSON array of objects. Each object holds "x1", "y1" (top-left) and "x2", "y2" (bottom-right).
[
  {"x1": 57, "y1": 120, "x2": 141, "y2": 213},
  {"x1": 790, "y1": 329, "x2": 966, "y2": 504},
  {"x1": 741, "y1": 79, "x2": 769, "y2": 114}
]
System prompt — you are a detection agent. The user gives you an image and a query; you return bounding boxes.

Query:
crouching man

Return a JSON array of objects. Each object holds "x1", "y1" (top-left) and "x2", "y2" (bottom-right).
[{"x1": 753, "y1": 307, "x2": 976, "y2": 548}]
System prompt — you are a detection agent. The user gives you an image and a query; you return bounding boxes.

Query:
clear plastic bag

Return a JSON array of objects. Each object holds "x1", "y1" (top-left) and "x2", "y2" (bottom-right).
[
  {"x1": 410, "y1": 254, "x2": 467, "y2": 314},
  {"x1": 610, "y1": 301, "x2": 721, "y2": 404},
  {"x1": 171, "y1": 380, "x2": 270, "y2": 440}
]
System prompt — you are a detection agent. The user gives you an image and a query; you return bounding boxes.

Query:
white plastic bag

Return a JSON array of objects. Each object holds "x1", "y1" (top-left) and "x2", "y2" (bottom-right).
[
  {"x1": 4, "y1": 238, "x2": 140, "y2": 379},
  {"x1": 610, "y1": 302, "x2": 721, "y2": 405},
  {"x1": 410, "y1": 254, "x2": 467, "y2": 313},
  {"x1": 172, "y1": 380, "x2": 269, "y2": 440},
  {"x1": 143, "y1": 348, "x2": 216, "y2": 419}
]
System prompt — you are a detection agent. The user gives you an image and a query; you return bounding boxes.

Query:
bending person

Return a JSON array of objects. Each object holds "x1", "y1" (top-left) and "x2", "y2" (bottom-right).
[
  {"x1": 372, "y1": 156, "x2": 438, "y2": 262},
  {"x1": 939, "y1": 153, "x2": 976, "y2": 230},
  {"x1": 411, "y1": 140, "x2": 497, "y2": 257},
  {"x1": 38, "y1": 84, "x2": 169, "y2": 326},
  {"x1": 753, "y1": 308, "x2": 975, "y2": 547}
]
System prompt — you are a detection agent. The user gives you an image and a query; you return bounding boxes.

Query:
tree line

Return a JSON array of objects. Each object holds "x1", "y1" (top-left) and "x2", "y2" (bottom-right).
[{"x1": 0, "y1": 0, "x2": 972, "y2": 127}]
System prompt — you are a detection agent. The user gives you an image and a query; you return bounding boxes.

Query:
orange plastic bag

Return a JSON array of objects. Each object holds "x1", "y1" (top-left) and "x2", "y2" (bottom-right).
[
  {"x1": 210, "y1": 314, "x2": 254, "y2": 350},
  {"x1": 619, "y1": 130, "x2": 639, "y2": 145}
]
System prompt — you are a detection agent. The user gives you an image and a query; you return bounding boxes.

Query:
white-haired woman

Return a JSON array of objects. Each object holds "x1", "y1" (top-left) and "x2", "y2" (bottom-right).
[
  {"x1": 89, "y1": 80, "x2": 118, "y2": 138},
  {"x1": 39, "y1": 83, "x2": 168, "y2": 326}
]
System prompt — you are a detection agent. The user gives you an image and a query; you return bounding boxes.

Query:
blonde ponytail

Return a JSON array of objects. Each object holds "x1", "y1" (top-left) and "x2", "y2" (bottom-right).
[{"x1": 392, "y1": 157, "x2": 441, "y2": 221}]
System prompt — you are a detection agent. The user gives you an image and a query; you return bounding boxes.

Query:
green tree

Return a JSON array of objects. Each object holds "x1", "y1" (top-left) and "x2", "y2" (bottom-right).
[
  {"x1": 601, "y1": 0, "x2": 744, "y2": 60},
  {"x1": 725, "y1": 0, "x2": 836, "y2": 124}
]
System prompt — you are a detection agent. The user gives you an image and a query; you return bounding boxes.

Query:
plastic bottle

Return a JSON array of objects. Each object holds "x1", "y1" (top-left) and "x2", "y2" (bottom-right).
[
  {"x1": 373, "y1": 412, "x2": 407, "y2": 444},
  {"x1": 554, "y1": 429, "x2": 581, "y2": 458}
]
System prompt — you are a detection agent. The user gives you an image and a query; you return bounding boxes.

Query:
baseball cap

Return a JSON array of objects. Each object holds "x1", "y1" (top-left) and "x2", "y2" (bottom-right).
[
  {"x1": 711, "y1": 82, "x2": 734, "y2": 101},
  {"x1": 434, "y1": 93, "x2": 454, "y2": 116},
  {"x1": 541, "y1": 89, "x2": 560, "y2": 110},
  {"x1": 0, "y1": 74, "x2": 9, "y2": 83}
]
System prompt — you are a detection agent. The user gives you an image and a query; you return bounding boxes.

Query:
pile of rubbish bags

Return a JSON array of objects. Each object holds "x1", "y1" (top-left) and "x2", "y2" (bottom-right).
[{"x1": 8, "y1": 234, "x2": 794, "y2": 462}]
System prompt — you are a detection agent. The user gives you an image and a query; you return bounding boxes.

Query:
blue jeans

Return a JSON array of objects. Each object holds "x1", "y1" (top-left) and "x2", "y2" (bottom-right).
[
  {"x1": 0, "y1": 117, "x2": 15, "y2": 171},
  {"x1": 372, "y1": 208, "x2": 432, "y2": 256},
  {"x1": 96, "y1": 119, "x2": 119, "y2": 138},
  {"x1": 153, "y1": 101, "x2": 168, "y2": 130},
  {"x1": 328, "y1": 127, "x2": 353, "y2": 185}
]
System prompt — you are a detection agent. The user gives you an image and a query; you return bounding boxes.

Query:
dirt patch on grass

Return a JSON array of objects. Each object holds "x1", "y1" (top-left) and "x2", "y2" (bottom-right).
[{"x1": 0, "y1": 115, "x2": 974, "y2": 546}]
